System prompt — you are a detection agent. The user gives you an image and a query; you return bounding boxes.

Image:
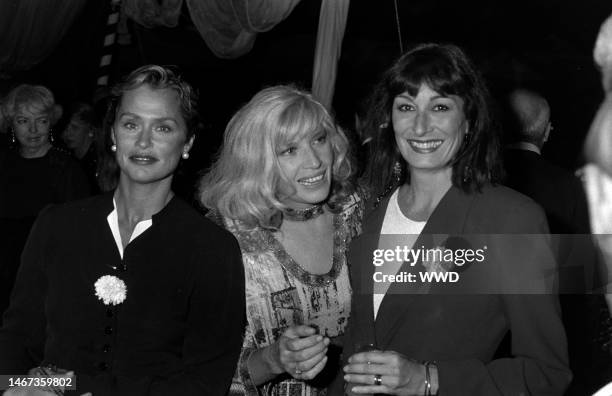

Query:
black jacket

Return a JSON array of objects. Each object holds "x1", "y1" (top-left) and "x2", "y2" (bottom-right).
[{"x1": 0, "y1": 193, "x2": 245, "y2": 396}]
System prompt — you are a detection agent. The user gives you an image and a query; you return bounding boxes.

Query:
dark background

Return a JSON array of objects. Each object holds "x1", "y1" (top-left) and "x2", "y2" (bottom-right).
[{"x1": 2, "y1": 0, "x2": 612, "y2": 183}]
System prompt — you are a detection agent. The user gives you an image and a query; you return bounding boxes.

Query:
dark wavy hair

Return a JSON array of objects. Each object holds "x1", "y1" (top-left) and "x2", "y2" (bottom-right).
[
  {"x1": 362, "y1": 43, "x2": 503, "y2": 196},
  {"x1": 99, "y1": 65, "x2": 200, "y2": 191}
]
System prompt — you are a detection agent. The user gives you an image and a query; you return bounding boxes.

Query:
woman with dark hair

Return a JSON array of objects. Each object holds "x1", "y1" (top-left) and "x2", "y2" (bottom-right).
[
  {"x1": 0, "y1": 65, "x2": 245, "y2": 396},
  {"x1": 335, "y1": 43, "x2": 571, "y2": 395},
  {"x1": 200, "y1": 85, "x2": 363, "y2": 395},
  {"x1": 61, "y1": 102, "x2": 103, "y2": 191},
  {"x1": 361, "y1": 43, "x2": 502, "y2": 196}
]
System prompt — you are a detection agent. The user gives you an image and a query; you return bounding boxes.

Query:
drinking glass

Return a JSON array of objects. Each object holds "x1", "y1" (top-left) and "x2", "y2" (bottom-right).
[{"x1": 345, "y1": 342, "x2": 377, "y2": 396}]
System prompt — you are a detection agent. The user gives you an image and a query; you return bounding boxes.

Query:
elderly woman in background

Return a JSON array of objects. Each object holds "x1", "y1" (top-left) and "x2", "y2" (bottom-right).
[
  {"x1": 0, "y1": 84, "x2": 91, "y2": 217},
  {"x1": 0, "y1": 84, "x2": 90, "y2": 322},
  {"x1": 200, "y1": 85, "x2": 363, "y2": 395},
  {"x1": 335, "y1": 43, "x2": 570, "y2": 395},
  {"x1": 0, "y1": 65, "x2": 245, "y2": 396},
  {"x1": 62, "y1": 102, "x2": 103, "y2": 192}
]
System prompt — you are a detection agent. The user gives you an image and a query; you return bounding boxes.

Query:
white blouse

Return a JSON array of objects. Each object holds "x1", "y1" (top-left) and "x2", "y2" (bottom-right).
[
  {"x1": 374, "y1": 188, "x2": 426, "y2": 319},
  {"x1": 107, "y1": 198, "x2": 152, "y2": 259}
]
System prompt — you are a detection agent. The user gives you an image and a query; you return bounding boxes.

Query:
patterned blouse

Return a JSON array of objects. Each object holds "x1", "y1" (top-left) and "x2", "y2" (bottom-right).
[{"x1": 211, "y1": 192, "x2": 363, "y2": 396}]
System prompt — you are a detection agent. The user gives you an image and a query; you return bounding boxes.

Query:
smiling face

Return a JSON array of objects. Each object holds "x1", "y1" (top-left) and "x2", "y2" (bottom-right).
[
  {"x1": 13, "y1": 105, "x2": 52, "y2": 157},
  {"x1": 392, "y1": 83, "x2": 467, "y2": 176},
  {"x1": 276, "y1": 128, "x2": 334, "y2": 210},
  {"x1": 111, "y1": 85, "x2": 194, "y2": 188}
]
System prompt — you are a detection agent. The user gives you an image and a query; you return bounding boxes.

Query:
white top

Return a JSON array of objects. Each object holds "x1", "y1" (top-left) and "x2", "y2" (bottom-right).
[
  {"x1": 374, "y1": 188, "x2": 426, "y2": 318},
  {"x1": 107, "y1": 198, "x2": 153, "y2": 259}
]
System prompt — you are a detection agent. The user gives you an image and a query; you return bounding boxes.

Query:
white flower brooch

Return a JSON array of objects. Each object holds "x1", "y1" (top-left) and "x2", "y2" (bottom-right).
[{"x1": 94, "y1": 275, "x2": 127, "y2": 306}]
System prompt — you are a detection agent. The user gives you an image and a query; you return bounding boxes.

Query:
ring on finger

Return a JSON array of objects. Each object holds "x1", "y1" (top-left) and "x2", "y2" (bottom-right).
[{"x1": 374, "y1": 374, "x2": 382, "y2": 386}]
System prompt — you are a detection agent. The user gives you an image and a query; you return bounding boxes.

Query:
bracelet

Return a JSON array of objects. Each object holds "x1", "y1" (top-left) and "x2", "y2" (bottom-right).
[{"x1": 423, "y1": 361, "x2": 435, "y2": 396}]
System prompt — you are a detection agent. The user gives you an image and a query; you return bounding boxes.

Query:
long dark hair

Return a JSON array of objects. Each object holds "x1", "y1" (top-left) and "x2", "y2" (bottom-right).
[{"x1": 362, "y1": 43, "x2": 503, "y2": 196}]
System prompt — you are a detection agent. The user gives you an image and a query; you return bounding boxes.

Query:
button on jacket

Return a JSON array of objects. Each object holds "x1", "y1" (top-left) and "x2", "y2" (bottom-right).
[{"x1": 0, "y1": 193, "x2": 246, "y2": 396}]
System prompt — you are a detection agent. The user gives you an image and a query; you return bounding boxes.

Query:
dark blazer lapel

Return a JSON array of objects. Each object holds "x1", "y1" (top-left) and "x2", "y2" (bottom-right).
[
  {"x1": 375, "y1": 186, "x2": 474, "y2": 348},
  {"x1": 348, "y1": 195, "x2": 392, "y2": 346},
  {"x1": 420, "y1": 186, "x2": 472, "y2": 235}
]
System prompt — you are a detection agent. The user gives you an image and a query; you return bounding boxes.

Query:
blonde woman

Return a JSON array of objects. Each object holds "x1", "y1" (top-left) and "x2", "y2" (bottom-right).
[
  {"x1": 200, "y1": 85, "x2": 363, "y2": 396},
  {"x1": 0, "y1": 84, "x2": 90, "y2": 322}
]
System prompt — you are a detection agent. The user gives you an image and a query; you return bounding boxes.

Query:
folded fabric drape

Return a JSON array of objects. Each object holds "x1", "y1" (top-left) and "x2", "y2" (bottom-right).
[
  {"x1": 0, "y1": 0, "x2": 87, "y2": 72},
  {"x1": 123, "y1": 0, "x2": 302, "y2": 59},
  {"x1": 311, "y1": 0, "x2": 350, "y2": 109},
  {"x1": 186, "y1": 0, "x2": 302, "y2": 58},
  {"x1": 123, "y1": 0, "x2": 349, "y2": 107}
]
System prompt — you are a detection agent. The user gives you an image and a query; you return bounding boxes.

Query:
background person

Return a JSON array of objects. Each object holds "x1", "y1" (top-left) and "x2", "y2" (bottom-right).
[
  {"x1": 503, "y1": 88, "x2": 590, "y2": 236},
  {"x1": 0, "y1": 84, "x2": 90, "y2": 323},
  {"x1": 581, "y1": 12, "x2": 612, "y2": 394},
  {"x1": 502, "y1": 87, "x2": 598, "y2": 395},
  {"x1": 61, "y1": 102, "x2": 103, "y2": 192}
]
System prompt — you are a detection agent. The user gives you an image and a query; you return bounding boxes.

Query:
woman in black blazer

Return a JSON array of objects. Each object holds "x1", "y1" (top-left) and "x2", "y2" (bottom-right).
[
  {"x1": 0, "y1": 65, "x2": 245, "y2": 396},
  {"x1": 336, "y1": 44, "x2": 571, "y2": 395}
]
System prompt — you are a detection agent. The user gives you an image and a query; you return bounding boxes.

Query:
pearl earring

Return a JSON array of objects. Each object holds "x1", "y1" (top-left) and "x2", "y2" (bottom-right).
[
  {"x1": 111, "y1": 144, "x2": 117, "y2": 152},
  {"x1": 182, "y1": 152, "x2": 189, "y2": 159}
]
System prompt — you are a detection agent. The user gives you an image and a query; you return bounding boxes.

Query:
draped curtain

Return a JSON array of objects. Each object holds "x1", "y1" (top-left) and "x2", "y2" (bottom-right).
[
  {"x1": 188, "y1": 0, "x2": 302, "y2": 58},
  {"x1": 123, "y1": 0, "x2": 350, "y2": 107},
  {"x1": 0, "y1": 0, "x2": 88, "y2": 73},
  {"x1": 0, "y1": 0, "x2": 350, "y2": 110},
  {"x1": 311, "y1": 0, "x2": 350, "y2": 108},
  {"x1": 123, "y1": 0, "x2": 302, "y2": 59}
]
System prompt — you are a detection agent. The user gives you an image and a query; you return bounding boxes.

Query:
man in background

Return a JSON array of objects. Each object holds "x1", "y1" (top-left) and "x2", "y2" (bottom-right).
[
  {"x1": 503, "y1": 88, "x2": 601, "y2": 395},
  {"x1": 504, "y1": 89, "x2": 590, "y2": 236}
]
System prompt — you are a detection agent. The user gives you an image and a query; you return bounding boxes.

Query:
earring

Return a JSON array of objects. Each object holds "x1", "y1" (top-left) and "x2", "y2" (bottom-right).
[
  {"x1": 10, "y1": 129, "x2": 15, "y2": 145},
  {"x1": 463, "y1": 165, "x2": 472, "y2": 183},
  {"x1": 111, "y1": 144, "x2": 117, "y2": 152},
  {"x1": 392, "y1": 161, "x2": 402, "y2": 181},
  {"x1": 182, "y1": 151, "x2": 190, "y2": 159},
  {"x1": 374, "y1": 161, "x2": 403, "y2": 208},
  {"x1": 49, "y1": 129, "x2": 54, "y2": 143},
  {"x1": 379, "y1": 121, "x2": 389, "y2": 129}
]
